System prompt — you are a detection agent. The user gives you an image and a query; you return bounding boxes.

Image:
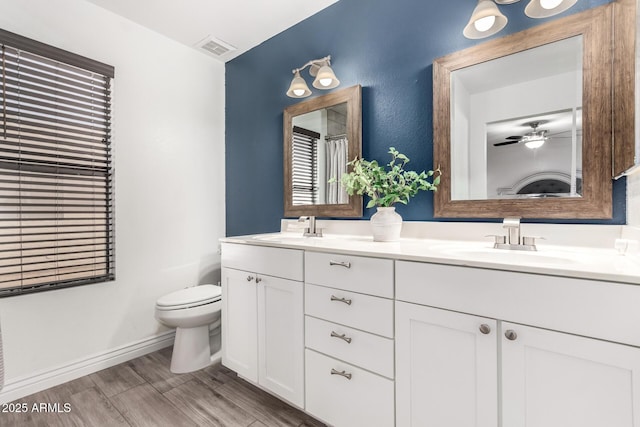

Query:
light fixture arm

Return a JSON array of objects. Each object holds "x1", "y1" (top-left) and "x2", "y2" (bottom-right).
[{"x1": 291, "y1": 55, "x2": 332, "y2": 77}]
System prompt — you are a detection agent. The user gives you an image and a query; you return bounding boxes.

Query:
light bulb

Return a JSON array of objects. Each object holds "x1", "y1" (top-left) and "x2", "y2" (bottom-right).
[
  {"x1": 525, "y1": 139, "x2": 545, "y2": 149},
  {"x1": 474, "y1": 15, "x2": 496, "y2": 32},
  {"x1": 293, "y1": 88, "x2": 306, "y2": 96},
  {"x1": 540, "y1": 0, "x2": 563, "y2": 9},
  {"x1": 319, "y1": 78, "x2": 333, "y2": 87}
]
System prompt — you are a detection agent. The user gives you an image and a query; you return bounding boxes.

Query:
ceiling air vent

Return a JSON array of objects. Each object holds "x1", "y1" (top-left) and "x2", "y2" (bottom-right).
[{"x1": 195, "y1": 36, "x2": 236, "y2": 58}]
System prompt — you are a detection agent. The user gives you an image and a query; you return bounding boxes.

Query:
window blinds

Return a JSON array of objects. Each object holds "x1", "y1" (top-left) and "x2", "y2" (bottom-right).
[
  {"x1": 292, "y1": 126, "x2": 319, "y2": 205},
  {"x1": 0, "y1": 29, "x2": 115, "y2": 297}
]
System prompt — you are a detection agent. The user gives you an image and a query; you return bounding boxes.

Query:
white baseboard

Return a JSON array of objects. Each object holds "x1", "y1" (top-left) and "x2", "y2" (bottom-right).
[{"x1": 0, "y1": 331, "x2": 175, "y2": 404}]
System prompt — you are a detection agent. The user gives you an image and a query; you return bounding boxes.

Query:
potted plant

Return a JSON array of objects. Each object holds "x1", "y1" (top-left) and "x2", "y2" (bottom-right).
[{"x1": 340, "y1": 147, "x2": 441, "y2": 242}]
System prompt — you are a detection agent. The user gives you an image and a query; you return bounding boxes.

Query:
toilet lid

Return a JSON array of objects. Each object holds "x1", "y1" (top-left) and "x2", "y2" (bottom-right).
[{"x1": 156, "y1": 284, "x2": 221, "y2": 309}]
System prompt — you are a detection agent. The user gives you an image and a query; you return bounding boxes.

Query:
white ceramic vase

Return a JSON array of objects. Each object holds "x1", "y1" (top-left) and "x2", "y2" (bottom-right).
[{"x1": 370, "y1": 206, "x2": 402, "y2": 242}]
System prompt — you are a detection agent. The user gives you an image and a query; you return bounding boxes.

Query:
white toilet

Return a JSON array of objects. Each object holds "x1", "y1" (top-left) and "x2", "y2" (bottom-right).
[{"x1": 155, "y1": 284, "x2": 222, "y2": 373}]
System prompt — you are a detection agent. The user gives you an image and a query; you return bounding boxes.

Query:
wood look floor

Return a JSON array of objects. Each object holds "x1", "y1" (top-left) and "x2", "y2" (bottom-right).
[{"x1": 3, "y1": 347, "x2": 326, "y2": 427}]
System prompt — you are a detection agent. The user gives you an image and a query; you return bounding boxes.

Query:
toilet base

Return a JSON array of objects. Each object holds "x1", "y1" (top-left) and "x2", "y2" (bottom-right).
[{"x1": 170, "y1": 325, "x2": 217, "y2": 373}]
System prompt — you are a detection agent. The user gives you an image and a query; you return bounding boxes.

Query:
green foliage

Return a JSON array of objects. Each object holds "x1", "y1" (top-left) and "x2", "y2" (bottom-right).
[{"x1": 339, "y1": 147, "x2": 441, "y2": 208}]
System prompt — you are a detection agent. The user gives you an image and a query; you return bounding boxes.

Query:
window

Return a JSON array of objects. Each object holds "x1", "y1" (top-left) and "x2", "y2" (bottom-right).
[
  {"x1": 0, "y1": 29, "x2": 115, "y2": 297},
  {"x1": 291, "y1": 126, "x2": 319, "y2": 205}
]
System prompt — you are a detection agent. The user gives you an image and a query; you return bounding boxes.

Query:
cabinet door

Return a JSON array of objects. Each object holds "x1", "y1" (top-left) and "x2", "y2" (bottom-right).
[
  {"x1": 501, "y1": 322, "x2": 640, "y2": 427},
  {"x1": 395, "y1": 302, "x2": 498, "y2": 427},
  {"x1": 221, "y1": 268, "x2": 258, "y2": 382},
  {"x1": 257, "y1": 274, "x2": 304, "y2": 408}
]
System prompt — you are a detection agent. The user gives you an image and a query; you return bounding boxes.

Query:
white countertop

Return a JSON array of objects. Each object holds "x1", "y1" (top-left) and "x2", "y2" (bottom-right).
[{"x1": 221, "y1": 225, "x2": 640, "y2": 285}]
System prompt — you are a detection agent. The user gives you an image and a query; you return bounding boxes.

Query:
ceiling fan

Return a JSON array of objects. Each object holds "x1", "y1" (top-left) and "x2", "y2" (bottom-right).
[{"x1": 493, "y1": 121, "x2": 550, "y2": 149}]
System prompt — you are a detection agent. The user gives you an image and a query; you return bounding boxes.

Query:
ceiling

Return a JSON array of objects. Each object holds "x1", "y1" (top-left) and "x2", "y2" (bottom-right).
[
  {"x1": 84, "y1": 0, "x2": 339, "y2": 62},
  {"x1": 454, "y1": 35, "x2": 582, "y2": 94}
]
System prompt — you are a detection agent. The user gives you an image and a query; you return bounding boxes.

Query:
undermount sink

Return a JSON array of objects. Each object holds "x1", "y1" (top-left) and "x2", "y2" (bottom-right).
[
  {"x1": 250, "y1": 233, "x2": 350, "y2": 243},
  {"x1": 429, "y1": 243, "x2": 585, "y2": 266},
  {"x1": 251, "y1": 234, "x2": 313, "y2": 243}
]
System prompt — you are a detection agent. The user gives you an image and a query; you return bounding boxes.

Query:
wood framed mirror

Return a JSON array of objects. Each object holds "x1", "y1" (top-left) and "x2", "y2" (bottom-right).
[
  {"x1": 433, "y1": 4, "x2": 613, "y2": 219},
  {"x1": 284, "y1": 84, "x2": 362, "y2": 217}
]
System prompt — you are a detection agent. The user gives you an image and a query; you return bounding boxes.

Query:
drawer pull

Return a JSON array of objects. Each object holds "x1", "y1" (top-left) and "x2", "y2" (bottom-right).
[
  {"x1": 330, "y1": 331, "x2": 352, "y2": 344},
  {"x1": 255, "y1": 277, "x2": 262, "y2": 283},
  {"x1": 329, "y1": 260, "x2": 351, "y2": 268},
  {"x1": 330, "y1": 368, "x2": 352, "y2": 380},
  {"x1": 246, "y1": 276, "x2": 254, "y2": 282},
  {"x1": 330, "y1": 295, "x2": 352, "y2": 305},
  {"x1": 505, "y1": 330, "x2": 518, "y2": 341}
]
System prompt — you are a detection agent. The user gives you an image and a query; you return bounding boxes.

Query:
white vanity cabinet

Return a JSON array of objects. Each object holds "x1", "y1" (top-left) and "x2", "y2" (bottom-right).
[
  {"x1": 220, "y1": 243, "x2": 304, "y2": 408},
  {"x1": 395, "y1": 302, "x2": 498, "y2": 427},
  {"x1": 501, "y1": 322, "x2": 640, "y2": 427},
  {"x1": 303, "y1": 251, "x2": 395, "y2": 427},
  {"x1": 396, "y1": 261, "x2": 640, "y2": 427}
]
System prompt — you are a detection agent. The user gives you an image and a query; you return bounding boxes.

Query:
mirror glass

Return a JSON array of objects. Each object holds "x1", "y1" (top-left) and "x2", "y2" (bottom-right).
[
  {"x1": 291, "y1": 102, "x2": 349, "y2": 205},
  {"x1": 450, "y1": 36, "x2": 583, "y2": 200},
  {"x1": 433, "y1": 5, "x2": 613, "y2": 219},
  {"x1": 284, "y1": 85, "x2": 362, "y2": 217}
]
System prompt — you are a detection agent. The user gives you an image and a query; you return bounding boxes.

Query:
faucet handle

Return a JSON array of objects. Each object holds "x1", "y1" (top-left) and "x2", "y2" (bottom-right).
[
  {"x1": 485, "y1": 234, "x2": 507, "y2": 247},
  {"x1": 522, "y1": 236, "x2": 545, "y2": 247}
]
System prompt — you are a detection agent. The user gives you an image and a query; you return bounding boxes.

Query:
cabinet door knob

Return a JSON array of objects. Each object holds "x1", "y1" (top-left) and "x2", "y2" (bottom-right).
[
  {"x1": 330, "y1": 295, "x2": 352, "y2": 305},
  {"x1": 330, "y1": 331, "x2": 352, "y2": 344},
  {"x1": 505, "y1": 329, "x2": 518, "y2": 341},
  {"x1": 255, "y1": 277, "x2": 262, "y2": 283},
  {"x1": 479, "y1": 324, "x2": 491, "y2": 335},
  {"x1": 329, "y1": 260, "x2": 351, "y2": 268},
  {"x1": 330, "y1": 368, "x2": 352, "y2": 380},
  {"x1": 246, "y1": 276, "x2": 254, "y2": 282}
]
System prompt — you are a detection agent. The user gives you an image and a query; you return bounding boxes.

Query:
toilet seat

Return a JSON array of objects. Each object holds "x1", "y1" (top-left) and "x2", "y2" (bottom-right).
[{"x1": 156, "y1": 284, "x2": 221, "y2": 311}]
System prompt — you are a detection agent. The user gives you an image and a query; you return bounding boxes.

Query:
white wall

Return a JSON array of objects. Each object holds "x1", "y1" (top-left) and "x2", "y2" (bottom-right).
[
  {"x1": 451, "y1": 74, "x2": 472, "y2": 200},
  {"x1": 0, "y1": 0, "x2": 225, "y2": 391}
]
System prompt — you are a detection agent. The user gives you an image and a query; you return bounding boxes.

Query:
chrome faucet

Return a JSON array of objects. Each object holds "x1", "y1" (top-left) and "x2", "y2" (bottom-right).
[
  {"x1": 488, "y1": 217, "x2": 540, "y2": 251},
  {"x1": 299, "y1": 216, "x2": 323, "y2": 237},
  {"x1": 503, "y1": 217, "x2": 521, "y2": 245}
]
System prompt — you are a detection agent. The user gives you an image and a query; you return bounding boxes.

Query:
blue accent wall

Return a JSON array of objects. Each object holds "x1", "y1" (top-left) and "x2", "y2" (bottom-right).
[{"x1": 225, "y1": 0, "x2": 619, "y2": 236}]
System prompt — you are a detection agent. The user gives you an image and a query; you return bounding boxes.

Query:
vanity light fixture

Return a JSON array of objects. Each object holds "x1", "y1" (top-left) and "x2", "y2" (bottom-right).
[
  {"x1": 287, "y1": 70, "x2": 312, "y2": 98},
  {"x1": 464, "y1": 0, "x2": 508, "y2": 39},
  {"x1": 525, "y1": 0, "x2": 578, "y2": 18},
  {"x1": 464, "y1": 0, "x2": 577, "y2": 39},
  {"x1": 286, "y1": 55, "x2": 340, "y2": 98}
]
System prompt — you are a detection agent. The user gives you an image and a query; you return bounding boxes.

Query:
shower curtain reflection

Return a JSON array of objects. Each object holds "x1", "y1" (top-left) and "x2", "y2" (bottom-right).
[{"x1": 325, "y1": 136, "x2": 349, "y2": 204}]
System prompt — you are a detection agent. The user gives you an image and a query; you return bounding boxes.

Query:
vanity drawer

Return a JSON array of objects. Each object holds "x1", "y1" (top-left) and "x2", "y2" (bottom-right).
[
  {"x1": 221, "y1": 243, "x2": 303, "y2": 281},
  {"x1": 396, "y1": 260, "x2": 640, "y2": 347},
  {"x1": 305, "y1": 316, "x2": 394, "y2": 379},
  {"x1": 305, "y1": 251, "x2": 393, "y2": 298},
  {"x1": 305, "y1": 283, "x2": 394, "y2": 338},
  {"x1": 305, "y1": 349, "x2": 394, "y2": 427}
]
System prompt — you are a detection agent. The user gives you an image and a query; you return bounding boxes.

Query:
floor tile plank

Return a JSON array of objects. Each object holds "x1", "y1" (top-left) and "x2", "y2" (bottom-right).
[
  {"x1": 90, "y1": 363, "x2": 146, "y2": 397},
  {"x1": 218, "y1": 378, "x2": 325, "y2": 427},
  {"x1": 5, "y1": 379, "x2": 100, "y2": 427},
  {"x1": 197, "y1": 363, "x2": 238, "y2": 391},
  {"x1": 127, "y1": 351, "x2": 193, "y2": 394},
  {"x1": 110, "y1": 384, "x2": 197, "y2": 427},
  {"x1": 164, "y1": 379, "x2": 256, "y2": 427},
  {"x1": 69, "y1": 386, "x2": 130, "y2": 426}
]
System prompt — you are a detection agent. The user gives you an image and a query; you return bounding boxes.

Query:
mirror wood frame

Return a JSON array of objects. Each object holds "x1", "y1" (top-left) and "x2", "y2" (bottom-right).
[
  {"x1": 283, "y1": 84, "x2": 363, "y2": 217},
  {"x1": 613, "y1": 0, "x2": 636, "y2": 177},
  {"x1": 433, "y1": 4, "x2": 613, "y2": 219}
]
